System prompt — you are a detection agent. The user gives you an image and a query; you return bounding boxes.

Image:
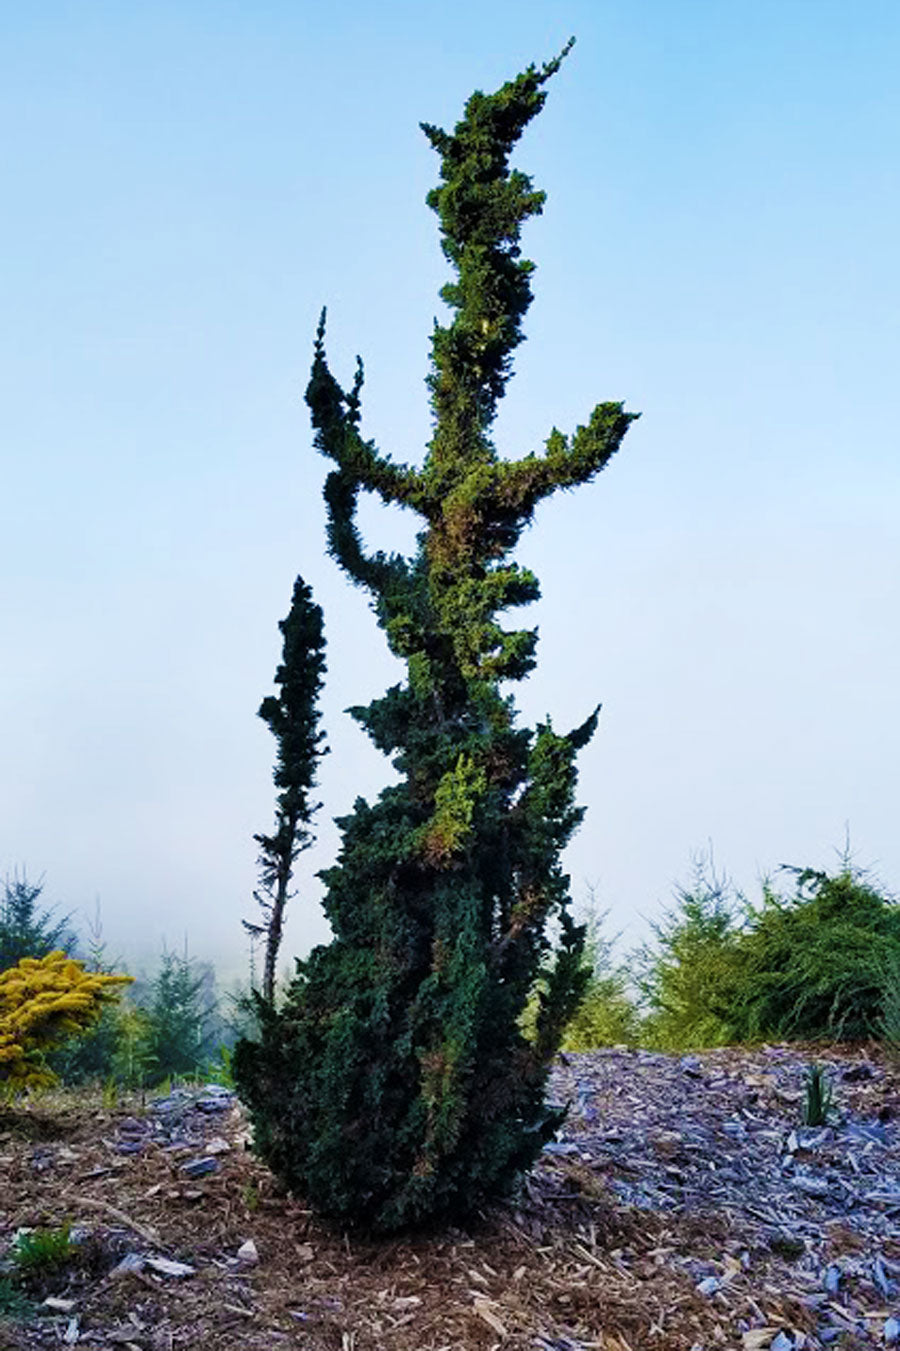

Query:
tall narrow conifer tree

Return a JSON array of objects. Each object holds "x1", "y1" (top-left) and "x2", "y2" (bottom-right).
[
  {"x1": 234, "y1": 43, "x2": 638, "y2": 1233},
  {"x1": 245, "y1": 577, "x2": 327, "y2": 1003}
]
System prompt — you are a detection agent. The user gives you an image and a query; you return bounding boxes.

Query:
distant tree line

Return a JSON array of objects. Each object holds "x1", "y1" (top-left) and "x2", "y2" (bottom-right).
[{"x1": 2, "y1": 850, "x2": 898, "y2": 1099}]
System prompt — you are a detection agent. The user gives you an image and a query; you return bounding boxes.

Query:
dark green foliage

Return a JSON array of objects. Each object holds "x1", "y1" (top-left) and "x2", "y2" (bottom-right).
[
  {"x1": 234, "y1": 45, "x2": 637, "y2": 1232},
  {"x1": 50, "y1": 1000, "x2": 125, "y2": 1084},
  {"x1": 140, "y1": 949, "x2": 215, "y2": 1081},
  {"x1": 10, "y1": 1223, "x2": 76, "y2": 1274},
  {"x1": 48, "y1": 905, "x2": 126, "y2": 1085},
  {"x1": 523, "y1": 901, "x2": 640, "y2": 1050},
  {"x1": 880, "y1": 954, "x2": 900, "y2": 1050},
  {"x1": 245, "y1": 576, "x2": 327, "y2": 1003},
  {"x1": 560, "y1": 908, "x2": 641, "y2": 1050},
  {"x1": 636, "y1": 858, "x2": 900, "y2": 1048},
  {"x1": 52, "y1": 935, "x2": 236, "y2": 1089},
  {"x1": 729, "y1": 866, "x2": 900, "y2": 1043},
  {"x1": 635, "y1": 857, "x2": 742, "y2": 1050},
  {"x1": 0, "y1": 1274, "x2": 32, "y2": 1318},
  {"x1": 52, "y1": 997, "x2": 161, "y2": 1089},
  {"x1": 0, "y1": 872, "x2": 76, "y2": 973}
]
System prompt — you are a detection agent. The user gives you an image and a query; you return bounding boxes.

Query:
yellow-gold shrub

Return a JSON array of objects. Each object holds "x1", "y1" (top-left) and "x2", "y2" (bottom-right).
[{"x1": 0, "y1": 951, "x2": 131, "y2": 1091}]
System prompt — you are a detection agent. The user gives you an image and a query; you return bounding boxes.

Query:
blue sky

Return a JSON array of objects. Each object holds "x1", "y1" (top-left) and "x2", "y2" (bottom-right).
[{"x1": 2, "y1": 2, "x2": 898, "y2": 975}]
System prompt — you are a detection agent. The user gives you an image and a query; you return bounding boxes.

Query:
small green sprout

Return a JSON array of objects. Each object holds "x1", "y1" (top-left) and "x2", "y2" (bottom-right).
[
  {"x1": 802, "y1": 1063, "x2": 834, "y2": 1127},
  {"x1": 11, "y1": 1222, "x2": 77, "y2": 1274}
]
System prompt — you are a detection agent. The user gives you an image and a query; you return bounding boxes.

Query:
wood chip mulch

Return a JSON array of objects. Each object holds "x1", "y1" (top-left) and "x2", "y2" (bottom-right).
[{"x1": 0, "y1": 1044, "x2": 898, "y2": 1349}]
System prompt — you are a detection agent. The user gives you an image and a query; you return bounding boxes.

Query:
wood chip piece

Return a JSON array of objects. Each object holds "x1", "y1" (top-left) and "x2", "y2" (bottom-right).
[
  {"x1": 110, "y1": 1253, "x2": 146, "y2": 1278},
  {"x1": 222, "y1": 1303, "x2": 256, "y2": 1318},
  {"x1": 743, "y1": 1331, "x2": 780, "y2": 1351},
  {"x1": 146, "y1": 1256, "x2": 196, "y2": 1279},
  {"x1": 473, "y1": 1296, "x2": 507, "y2": 1337},
  {"x1": 64, "y1": 1192, "x2": 160, "y2": 1245}
]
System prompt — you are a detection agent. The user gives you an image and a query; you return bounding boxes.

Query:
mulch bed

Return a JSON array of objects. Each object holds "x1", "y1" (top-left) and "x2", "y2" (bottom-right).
[{"x1": 0, "y1": 1044, "x2": 898, "y2": 1349}]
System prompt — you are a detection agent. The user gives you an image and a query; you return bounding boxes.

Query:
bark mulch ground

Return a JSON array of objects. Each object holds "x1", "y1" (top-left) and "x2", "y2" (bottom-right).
[{"x1": 0, "y1": 1044, "x2": 898, "y2": 1350}]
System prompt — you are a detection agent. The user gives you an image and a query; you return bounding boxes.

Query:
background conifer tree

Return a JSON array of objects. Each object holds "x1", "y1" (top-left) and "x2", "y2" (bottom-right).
[
  {"x1": 140, "y1": 947, "x2": 216, "y2": 1081},
  {"x1": 234, "y1": 43, "x2": 637, "y2": 1232},
  {"x1": 48, "y1": 901, "x2": 127, "y2": 1085},
  {"x1": 0, "y1": 872, "x2": 76, "y2": 973}
]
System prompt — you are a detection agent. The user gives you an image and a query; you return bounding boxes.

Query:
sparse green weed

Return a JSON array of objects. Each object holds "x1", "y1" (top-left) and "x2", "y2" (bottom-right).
[
  {"x1": 802, "y1": 1064, "x2": 834, "y2": 1127},
  {"x1": 205, "y1": 1043, "x2": 235, "y2": 1088},
  {"x1": 0, "y1": 1274, "x2": 32, "y2": 1318},
  {"x1": 11, "y1": 1222, "x2": 77, "y2": 1274}
]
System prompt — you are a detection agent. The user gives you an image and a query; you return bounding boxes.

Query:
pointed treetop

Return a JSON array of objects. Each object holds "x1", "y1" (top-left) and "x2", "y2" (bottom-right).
[{"x1": 422, "y1": 40, "x2": 576, "y2": 448}]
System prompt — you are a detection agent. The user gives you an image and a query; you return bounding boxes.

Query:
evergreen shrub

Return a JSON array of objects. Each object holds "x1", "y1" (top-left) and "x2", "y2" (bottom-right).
[
  {"x1": 0, "y1": 873, "x2": 76, "y2": 973},
  {"x1": 525, "y1": 905, "x2": 640, "y2": 1050},
  {"x1": 730, "y1": 866, "x2": 900, "y2": 1042},
  {"x1": 234, "y1": 45, "x2": 637, "y2": 1232},
  {"x1": 636, "y1": 859, "x2": 900, "y2": 1048},
  {"x1": 51, "y1": 955, "x2": 214, "y2": 1089},
  {"x1": 562, "y1": 945, "x2": 640, "y2": 1051},
  {"x1": 244, "y1": 576, "x2": 327, "y2": 1002},
  {"x1": 47, "y1": 907, "x2": 132, "y2": 1086},
  {"x1": 635, "y1": 857, "x2": 742, "y2": 1050},
  {"x1": 0, "y1": 952, "x2": 130, "y2": 1091},
  {"x1": 880, "y1": 953, "x2": 900, "y2": 1051},
  {"x1": 139, "y1": 949, "x2": 216, "y2": 1082}
]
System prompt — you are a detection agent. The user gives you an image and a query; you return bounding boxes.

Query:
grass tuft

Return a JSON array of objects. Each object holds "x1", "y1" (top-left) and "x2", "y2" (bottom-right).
[
  {"x1": 802, "y1": 1063, "x2": 834, "y2": 1126},
  {"x1": 11, "y1": 1221, "x2": 77, "y2": 1274}
]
